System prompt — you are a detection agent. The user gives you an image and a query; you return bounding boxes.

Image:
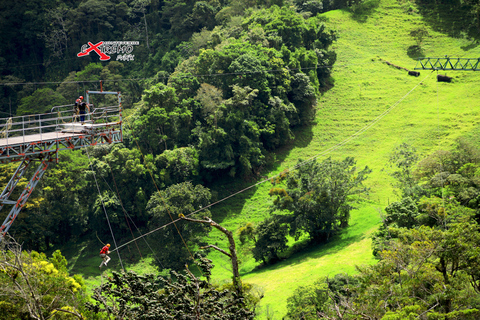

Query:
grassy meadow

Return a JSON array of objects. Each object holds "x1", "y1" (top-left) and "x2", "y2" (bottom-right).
[
  {"x1": 60, "y1": 0, "x2": 480, "y2": 318},
  {"x1": 204, "y1": 0, "x2": 480, "y2": 318}
]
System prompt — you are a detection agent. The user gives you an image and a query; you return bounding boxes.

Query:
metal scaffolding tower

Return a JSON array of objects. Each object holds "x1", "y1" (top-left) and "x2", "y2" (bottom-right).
[{"x1": 0, "y1": 90, "x2": 123, "y2": 241}]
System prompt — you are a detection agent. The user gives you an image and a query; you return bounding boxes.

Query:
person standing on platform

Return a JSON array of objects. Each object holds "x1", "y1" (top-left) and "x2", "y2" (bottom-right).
[
  {"x1": 74, "y1": 96, "x2": 83, "y2": 120},
  {"x1": 78, "y1": 100, "x2": 90, "y2": 125}
]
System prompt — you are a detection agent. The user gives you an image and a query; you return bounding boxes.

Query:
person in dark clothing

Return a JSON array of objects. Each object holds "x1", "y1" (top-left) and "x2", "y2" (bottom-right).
[
  {"x1": 74, "y1": 96, "x2": 83, "y2": 118},
  {"x1": 99, "y1": 244, "x2": 111, "y2": 269},
  {"x1": 74, "y1": 96, "x2": 90, "y2": 124},
  {"x1": 78, "y1": 101, "x2": 90, "y2": 124}
]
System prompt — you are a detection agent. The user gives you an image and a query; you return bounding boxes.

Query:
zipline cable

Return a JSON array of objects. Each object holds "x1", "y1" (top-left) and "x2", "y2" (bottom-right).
[
  {"x1": 4, "y1": 59, "x2": 429, "y2": 87},
  {"x1": 85, "y1": 147, "x2": 125, "y2": 271},
  {"x1": 112, "y1": 70, "x2": 435, "y2": 252},
  {"x1": 106, "y1": 160, "x2": 143, "y2": 259},
  {"x1": 0, "y1": 64, "x2": 334, "y2": 86},
  {"x1": 132, "y1": 139, "x2": 201, "y2": 274},
  {"x1": 99, "y1": 165, "x2": 166, "y2": 270}
]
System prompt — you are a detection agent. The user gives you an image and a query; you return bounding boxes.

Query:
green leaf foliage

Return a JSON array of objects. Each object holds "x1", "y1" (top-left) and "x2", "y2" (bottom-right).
[
  {"x1": 0, "y1": 0, "x2": 344, "y2": 291},
  {"x1": 251, "y1": 215, "x2": 289, "y2": 264},
  {"x1": 285, "y1": 277, "x2": 330, "y2": 320},
  {"x1": 0, "y1": 236, "x2": 91, "y2": 320},
  {"x1": 155, "y1": 147, "x2": 200, "y2": 186},
  {"x1": 130, "y1": 82, "x2": 192, "y2": 155},
  {"x1": 269, "y1": 157, "x2": 371, "y2": 243},
  {"x1": 286, "y1": 204, "x2": 480, "y2": 319},
  {"x1": 355, "y1": 209, "x2": 480, "y2": 319},
  {"x1": 146, "y1": 182, "x2": 213, "y2": 270},
  {"x1": 375, "y1": 139, "x2": 480, "y2": 257},
  {"x1": 87, "y1": 253, "x2": 257, "y2": 319},
  {"x1": 16, "y1": 88, "x2": 67, "y2": 116}
]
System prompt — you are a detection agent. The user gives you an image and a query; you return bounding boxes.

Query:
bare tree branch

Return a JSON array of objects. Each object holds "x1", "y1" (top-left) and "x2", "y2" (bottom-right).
[
  {"x1": 181, "y1": 216, "x2": 243, "y2": 295},
  {"x1": 0, "y1": 235, "x2": 85, "y2": 320},
  {"x1": 200, "y1": 244, "x2": 232, "y2": 258}
]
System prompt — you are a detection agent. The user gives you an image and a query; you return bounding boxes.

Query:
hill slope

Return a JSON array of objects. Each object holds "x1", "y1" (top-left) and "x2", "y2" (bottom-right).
[
  {"x1": 203, "y1": 0, "x2": 480, "y2": 318},
  {"x1": 61, "y1": 1, "x2": 480, "y2": 318}
]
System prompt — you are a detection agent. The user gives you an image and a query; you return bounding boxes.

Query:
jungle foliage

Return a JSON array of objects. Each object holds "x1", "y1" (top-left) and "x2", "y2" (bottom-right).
[
  {"x1": 87, "y1": 253, "x2": 257, "y2": 319},
  {"x1": 0, "y1": 236, "x2": 93, "y2": 320},
  {"x1": 252, "y1": 157, "x2": 371, "y2": 264},
  {"x1": 0, "y1": 0, "x2": 339, "y2": 116},
  {"x1": 2, "y1": 0, "x2": 480, "y2": 319},
  {"x1": 0, "y1": 0, "x2": 339, "y2": 257},
  {"x1": 284, "y1": 140, "x2": 480, "y2": 319}
]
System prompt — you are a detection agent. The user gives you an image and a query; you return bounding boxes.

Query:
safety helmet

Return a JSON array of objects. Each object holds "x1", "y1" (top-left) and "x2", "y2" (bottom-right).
[
  {"x1": 79, "y1": 96, "x2": 83, "y2": 100},
  {"x1": 106, "y1": 243, "x2": 111, "y2": 247}
]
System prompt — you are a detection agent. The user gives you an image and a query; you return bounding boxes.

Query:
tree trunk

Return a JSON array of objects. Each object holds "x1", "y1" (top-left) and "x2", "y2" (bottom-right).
[
  {"x1": 181, "y1": 216, "x2": 243, "y2": 296},
  {"x1": 438, "y1": 257, "x2": 451, "y2": 313},
  {"x1": 143, "y1": 11, "x2": 150, "y2": 50}
]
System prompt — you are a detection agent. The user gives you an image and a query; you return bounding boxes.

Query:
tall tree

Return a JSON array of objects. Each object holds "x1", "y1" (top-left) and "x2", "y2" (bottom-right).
[
  {"x1": 251, "y1": 215, "x2": 289, "y2": 264},
  {"x1": 130, "y1": 82, "x2": 192, "y2": 155},
  {"x1": 269, "y1": 157, "x2": 371, "y2": 243},
  {"x1": 16, "y1": 88, "x2": 67, "y2": 116},
  {"x1": 286, "y1": 203, "x2": 480, "y2": 319},
  {"x1": 388, "y1": 142, "x2": 421, "y2": 199},
  {"x1": 146, "y1": 181, "x2": 213, "y2": 270}
]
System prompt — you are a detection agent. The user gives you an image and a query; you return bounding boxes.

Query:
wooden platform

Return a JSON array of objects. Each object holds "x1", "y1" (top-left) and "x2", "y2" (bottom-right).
[
  {"x1": 0, "y1": 121, "x2": 120, "y2": 147},
  {"x1": 0, "y1": 131, "x2": 84, "y2": 147}
]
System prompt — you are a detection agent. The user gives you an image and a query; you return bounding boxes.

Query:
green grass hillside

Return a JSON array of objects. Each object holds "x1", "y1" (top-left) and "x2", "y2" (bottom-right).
[
  {"x1": 62, "y1": 0, "x2": 480, "y2": 318},
  {"x1": 202, "y1": 0, "x2": 480, "y2": 318}
]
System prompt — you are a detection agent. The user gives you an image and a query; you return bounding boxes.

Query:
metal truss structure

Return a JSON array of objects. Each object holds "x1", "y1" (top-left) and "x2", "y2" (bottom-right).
[
  {"x1": 0, "y1": 129, "x2": 123, "y2": 163},
  {"x1": 0, "y1": 90, "x2": 123, "y2": 241},
  {"x1": 0, "y1": 152, "x2": 55, "y2": 238},
  {"x1": 415, "y1": 57, "x2": 480, "y2": 71}
]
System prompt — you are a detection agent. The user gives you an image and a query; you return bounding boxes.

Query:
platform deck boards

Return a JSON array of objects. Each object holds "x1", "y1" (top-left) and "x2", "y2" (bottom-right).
[{"x1": 0, "y1": 132, "x2": 84, "y2": 147}]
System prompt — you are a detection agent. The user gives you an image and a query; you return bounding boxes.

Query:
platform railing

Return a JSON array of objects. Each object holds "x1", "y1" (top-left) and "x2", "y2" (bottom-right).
[
  {"x1": 0, "y1": 104, "x2": 122, "y2": 145},
  {"x1": 90, "y1": 106, "x2": 122, "y2": 125}
]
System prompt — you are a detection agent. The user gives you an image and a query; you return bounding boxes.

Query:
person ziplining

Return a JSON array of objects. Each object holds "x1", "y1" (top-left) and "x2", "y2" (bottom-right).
[{"x1": 99, "y1": 243, "x2": 111, "y2": 269}]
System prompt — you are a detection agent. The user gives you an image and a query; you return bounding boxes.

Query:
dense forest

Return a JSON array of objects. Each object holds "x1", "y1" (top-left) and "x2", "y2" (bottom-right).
[
  {"x1": 1, "y1": 0, "x2": 341, "y2": 257},
  {"x1": 1, "y1": 0, "x2": 480, "y2": 318},
  {"x1": 284, "y1": 141, "x2": 480, "y2": 319}
]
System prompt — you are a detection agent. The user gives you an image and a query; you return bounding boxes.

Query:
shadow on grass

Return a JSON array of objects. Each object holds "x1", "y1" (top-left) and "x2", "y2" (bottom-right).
[
  {"x1": 407, "y1": 45, "x2": 425, "y2": 60},
  {"x1": 416, "y1": 1, "x2": 479, "y2": 42},
  {"x1": 205, "y1": 169, "x2": 261, "y2": 225},
  {"x1": 248, "y1": 223, "x2": 368, "y2": 275},
  {"x1": 461, "y1": 41, "x2": 479, "y2": 51},
  {"x1": 50, "y1": 232, "x2": 159, "y2": 280},
  {"x1": 348, "y1": 0, "x2": 380, "y2": 23},
  {"x1": 268, "y1": 123, "x2": 315, "y2": 168}
]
